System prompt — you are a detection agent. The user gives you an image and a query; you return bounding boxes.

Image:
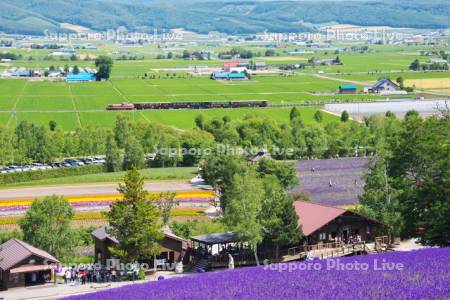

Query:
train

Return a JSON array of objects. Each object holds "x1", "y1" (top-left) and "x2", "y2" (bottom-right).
[
  {"x1": 106, "y1": 103, "x2": 135, "y2": 110},
  {"x1": 106, "y1": 100, "x2": 268, "y2": 111}
]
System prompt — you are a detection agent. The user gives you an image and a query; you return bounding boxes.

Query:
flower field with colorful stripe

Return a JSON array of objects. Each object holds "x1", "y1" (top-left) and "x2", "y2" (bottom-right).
[
  {"x1": 65, "y1": 248, "x2": 450, "y2": 300},
  {"x1": 0, "y1": 208, "x2": 208, "y2": 227},
  {"x1": 0, "y1": 190, "x2": 215, "y2": 219}
]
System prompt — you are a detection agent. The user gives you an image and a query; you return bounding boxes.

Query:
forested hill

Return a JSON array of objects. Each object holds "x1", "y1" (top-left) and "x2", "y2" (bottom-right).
[{"x1": 0, "y1": 0, "x2": 449, "y2": 35}]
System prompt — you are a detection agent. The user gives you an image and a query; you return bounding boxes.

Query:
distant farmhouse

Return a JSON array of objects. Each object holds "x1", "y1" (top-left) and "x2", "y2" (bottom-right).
[
  {"x1": 252, "y1": 61, "x2": 269, "y2": 71},
  {"x1": 366, "y1": 78, "x2": 400, "y2": 94},
  {"x1": 223, "y1": 61, "x2": 240, "y2": 71},
  {"x1": 229, "y1": 66, "x2": 248, "y2": 73},
  {"x1": 312, "y1": 58, "x2": 341, "y2": 66},
  {"x1": 339, "y1": 84, "x2": 358, "y2": 94}
]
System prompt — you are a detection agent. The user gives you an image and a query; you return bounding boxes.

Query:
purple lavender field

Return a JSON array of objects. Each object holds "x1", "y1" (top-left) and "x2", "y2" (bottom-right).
[
  {"x1": 65, "y1": 248, "x2": 450, "y2": 300},
  {"x1": 289, "y1": 157, "x2": 370, "y2": 206}
]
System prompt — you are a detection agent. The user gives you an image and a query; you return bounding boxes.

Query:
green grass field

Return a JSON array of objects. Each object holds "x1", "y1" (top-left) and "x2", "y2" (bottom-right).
[
  {"x1": 1, "y1": 42, "x2": 446, "y2": 130},
  {"x1": 0, "y1": 75, "x2": 350, "y2": 130}
]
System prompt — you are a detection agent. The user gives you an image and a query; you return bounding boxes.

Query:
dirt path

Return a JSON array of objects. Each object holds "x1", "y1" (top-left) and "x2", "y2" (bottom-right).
[{"x1": 311, "y1": 74, "x2": 372, "y2": 86}]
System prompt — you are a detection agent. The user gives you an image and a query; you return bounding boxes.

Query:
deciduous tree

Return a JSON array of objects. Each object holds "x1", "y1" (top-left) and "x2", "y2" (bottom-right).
[
  {"x1": 19, "y1": 195, "x2": 75, "y2": 261},
  {"x1": 223, "y1": 171, "x2": 264, "y2": 265},
  {"x1": 95, "y1": 55, "x2": 113, "y2": 80},
  {"x1": 123, "y1": 136, "x2": 145, "y2": 170},
  {"x1": 106, "y1": 134, "x2": 122, "y2": 172}
]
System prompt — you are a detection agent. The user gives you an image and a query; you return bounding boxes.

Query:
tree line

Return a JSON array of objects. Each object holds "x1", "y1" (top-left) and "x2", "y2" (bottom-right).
[
  {"x1": 0, "y1": 115, "x2": 214, "y2": 169},
  {"x1": 0, "y1": 107, "x2": 428, "y2": 168},
  {"x1": 409, "y1": 59, "x2": 449, "y2": 71}
]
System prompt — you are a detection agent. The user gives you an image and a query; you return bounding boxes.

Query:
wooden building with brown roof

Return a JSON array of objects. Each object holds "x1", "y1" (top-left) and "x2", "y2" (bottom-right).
[
  {"x1": 91, "y1": 226, "x2": 188, "y2": 268},
  {"x1": 293, "y1": 201, "x2": 383, "y2": 244},
  {"x1": 0, "y1": 239, "x2": 59, "y2": 291}
]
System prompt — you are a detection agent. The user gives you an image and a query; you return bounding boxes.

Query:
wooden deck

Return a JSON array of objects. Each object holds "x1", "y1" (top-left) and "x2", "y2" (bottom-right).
[
  {"x1": 282, "y1": 236, "x2": 390, "y2": 262},
  {"x1": 189, "y1": 236, "x2": 391, "y2": 269}
]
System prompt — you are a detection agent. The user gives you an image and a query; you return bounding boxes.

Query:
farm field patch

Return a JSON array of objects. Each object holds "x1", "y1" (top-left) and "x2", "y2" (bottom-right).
[
  {"x1": 333, "y1": 71, "x2": 450, "y2": 83},
  {"x1": 16, "y1": 96, "x2": 74, "y2": 111},
  {"x1": 0, "y1": 75, "x2": 364, "y2": 130},
  {"x1": 0, "y1": 96, "x2": 17, "y2": 110},
  {"x1": 13, "y1": 112, "x2": 80, "y2": 130},
  {"x1": 0, "y1": 112, "x2": 11, "y2": 125},
  {"x1": 427, "y1": 89, "x2": 450, "y2": 95},
  {"x1": 404, "y1": 78, "x2": 450, "y2": 89}
]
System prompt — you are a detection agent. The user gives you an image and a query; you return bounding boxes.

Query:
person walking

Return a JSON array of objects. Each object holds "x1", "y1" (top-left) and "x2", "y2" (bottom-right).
[
  {"x1": 65, "y1": 269, "x2": 71, "y2": 284},
  {"x1": 112, "y1": 269, "x2": 117, "y2": 282},
  {"x1": 81, "y1": 271, "x2": 86, "y2": 285}
]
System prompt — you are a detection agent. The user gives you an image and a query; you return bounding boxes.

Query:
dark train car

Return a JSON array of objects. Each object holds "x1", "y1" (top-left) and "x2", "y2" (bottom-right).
[
  {"x1": 230, "y1": 100, "x2": 268, "y2": 108},
  {"x1": 110, "y1": 100, "x2": 269, "y2": 111},
  {"x1": 134, "y1": 102, "x2": 171, "y2": 110}
]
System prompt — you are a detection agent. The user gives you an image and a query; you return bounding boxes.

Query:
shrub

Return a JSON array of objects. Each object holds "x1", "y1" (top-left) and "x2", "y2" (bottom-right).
[
  {"x1": 138, "y1": 268, "x2": 146, "y2": 280},
  {"x1": 0, "y1": 164, "x2": 106, "y2": 185}
]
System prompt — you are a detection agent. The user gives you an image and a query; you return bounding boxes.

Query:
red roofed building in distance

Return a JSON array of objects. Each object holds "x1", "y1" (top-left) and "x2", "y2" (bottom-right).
[{"x1": 223, "y1": 61, "x2": 240, "y2": 71}]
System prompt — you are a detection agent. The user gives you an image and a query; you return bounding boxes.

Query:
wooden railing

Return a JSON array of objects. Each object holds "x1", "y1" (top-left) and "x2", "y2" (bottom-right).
[
  {"x1": 287, "y1": 246, "x2": 303, "y2": 257},
  {"x1": 208, "y1": 250, "x2": 276, "y2": 267},
  {"x1": 193, "y1": 238, "x2": 391, "y2": 268},
  {"x1": 303, "y1": 241, "x2": 344, "y2": 253},
  {"x1": 375, "y1": 236, "x2": 390, "y2": 245},
  {"x1": 284, "y1": 241, "x2": 371, "y2": 261},
  {"x1": 374, "y1": 236, "x2": 390, "y2": 252}
]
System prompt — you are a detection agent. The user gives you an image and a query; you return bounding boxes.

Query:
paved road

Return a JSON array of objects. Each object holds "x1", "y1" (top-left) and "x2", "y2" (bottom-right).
[{"x1": 0, "y1": 180, "x2": 202, "y2": 200}]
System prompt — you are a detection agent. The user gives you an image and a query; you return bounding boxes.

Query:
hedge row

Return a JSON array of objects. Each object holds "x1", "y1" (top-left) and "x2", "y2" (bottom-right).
[{"x1": 0, "y1": 164, "x2": 106, "y2": 185}]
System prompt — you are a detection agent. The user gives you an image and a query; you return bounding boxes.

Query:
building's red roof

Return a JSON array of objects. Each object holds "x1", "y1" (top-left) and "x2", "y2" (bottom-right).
[
  {"x1": 293, "y1": 201, "x2": 346, "y2": 236},
  {"x1": 223, "y1": 61, "x2": 240, "y2": 68}
]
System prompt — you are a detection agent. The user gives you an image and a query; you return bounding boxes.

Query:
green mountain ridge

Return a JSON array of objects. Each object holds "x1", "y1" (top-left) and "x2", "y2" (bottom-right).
[{"x1": 0, "y1": 0, "x2": 449, "y2": 35}]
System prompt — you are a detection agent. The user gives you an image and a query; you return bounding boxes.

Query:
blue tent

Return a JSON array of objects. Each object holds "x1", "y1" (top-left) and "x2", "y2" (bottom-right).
[
  {"x1": 213, "y1": 72, "x2": 247, "y2": 80},
  {"x1": 213, "y1": 72, "x2": 229, "y2": 80},
  {"x1": 339, "y1": 84, "x2": 358, "y2": 94},
  {"x1": 14, "y1": 71, "x2": 31, "y2": 77},
  {"x1": 339, "y1": 84, "x2": 357, "y2": 90},
  {"x1": 66, "y1": 73, "x2": 96, "y2": 82},
  {"x1": 228, "y1": 72, "x2": 247, "y2": 79}
]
